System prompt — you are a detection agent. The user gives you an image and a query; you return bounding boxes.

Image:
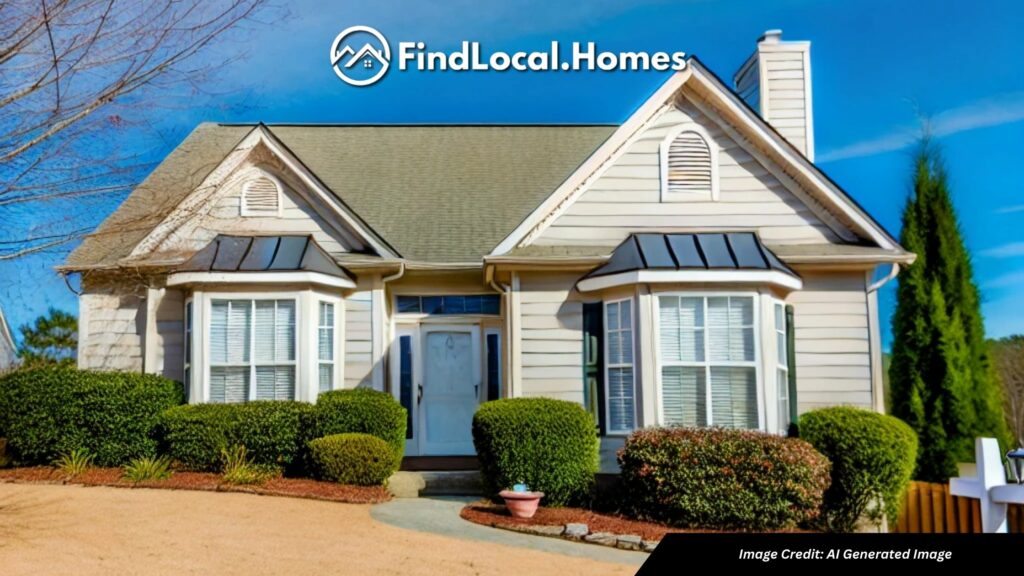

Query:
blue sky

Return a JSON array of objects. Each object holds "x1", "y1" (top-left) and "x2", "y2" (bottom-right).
[{"x1": 2, "y1": 0, "x2": 1022, "y2": 349}]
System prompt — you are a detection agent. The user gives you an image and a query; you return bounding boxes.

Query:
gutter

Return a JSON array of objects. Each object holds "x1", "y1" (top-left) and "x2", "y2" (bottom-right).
[{"x1": 867, "y1": 263, "x2": 901, "y2": 293}]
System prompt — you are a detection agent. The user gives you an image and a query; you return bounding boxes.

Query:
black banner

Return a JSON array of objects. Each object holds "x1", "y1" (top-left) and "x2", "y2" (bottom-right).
[{"x1": 637, "y1": 533, "x2": 1016, "y2": 574}]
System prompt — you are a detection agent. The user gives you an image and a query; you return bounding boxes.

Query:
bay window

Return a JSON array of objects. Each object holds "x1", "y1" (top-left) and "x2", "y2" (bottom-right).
[
  {"x1": 605, "y1": 299, "x2": 635, "y2": 434},
  {"x1": 657, "y1": 294, "x2": 759, "y2": 429},
  {"x1": 208, "y1": 298, "x2": 296, "y2": 402},
  {"x1": 318, "y1": 301, "x2": 335, "y2": 393},
  {"x1": 775, "y1": 301, "x2": 790, "y2": 434}
]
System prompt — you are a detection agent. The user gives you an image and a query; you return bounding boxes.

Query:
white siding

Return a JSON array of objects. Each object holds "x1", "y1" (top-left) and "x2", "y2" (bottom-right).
[
  {"x1": 787, "y1": 272, "x2": 872, "y2": 412},
  {"x1": 534, "y1": 99, "x2": 839, "y2": 247},
  {"x1": 345, "y1": 291, "x2": 374, "y2": 388},
  {"x1": 518, "y1": 272, "x2": 584, "y2": 403},
  {"x1": 153, "y1": 288, "x2": 185, "y2": 382},
  {"x1": 78, "y1": 279, "x2": 145, "y2": 372},
  {"x1": 759, "y1": 49, "x2": 811, "y2": 156}
]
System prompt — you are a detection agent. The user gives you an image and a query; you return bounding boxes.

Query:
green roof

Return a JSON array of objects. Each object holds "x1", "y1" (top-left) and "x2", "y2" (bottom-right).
[{"x1": 65, "y1": 123, "x2": 616, "y2": 267}]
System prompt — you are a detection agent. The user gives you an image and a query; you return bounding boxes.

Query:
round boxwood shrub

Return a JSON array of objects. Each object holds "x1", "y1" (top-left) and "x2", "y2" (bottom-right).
[
  {"x1": 618, "y1": 427, "x2": 830, "y2": 531},
  {"x1": 472, "y1": 398, "x2": 598, "y2": 507},
  {"x1": 0, "y1": 367, "x2": 184, "y2": 466},
  {"x1": 157, "y1": 401, "x2": 312, "y2": 472},
  {"x1": 304, "y1": 388, "x2": 406, "y2": 467},
  {"x1": 800, "y1": 406, "x2": 917, "y2": 532},
  {"x1": 308, "y1": 433, "x2": 395, "y2": 486}
]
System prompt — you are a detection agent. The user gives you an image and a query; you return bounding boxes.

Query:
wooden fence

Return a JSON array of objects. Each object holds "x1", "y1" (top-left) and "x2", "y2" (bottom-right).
[{"x1": 894, "y1": 480, "x2": 1024, "y2": 533}]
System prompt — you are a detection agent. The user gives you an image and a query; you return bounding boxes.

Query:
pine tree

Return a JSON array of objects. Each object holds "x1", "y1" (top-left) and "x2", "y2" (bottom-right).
[
  {"x1": 17, "y1": 308, "x2": 77, "y2": 367},
  {"x1": 889, "y1": 140, "x2": 1009, "y2": 481}
]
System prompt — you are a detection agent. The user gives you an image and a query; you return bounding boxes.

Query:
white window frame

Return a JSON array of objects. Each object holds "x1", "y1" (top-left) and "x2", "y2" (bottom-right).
[
  {"x1": 774, "y1": 300, "x2": 790, "y2": 434},
  {"x1": 604, "y1": 297, "x2": 636, "y2": 436},
  {"x1": 184, "y1": 298, "x2": 193, "y2": 397},
  {"x1": 659, "y1": 122, "x2": 720, "y2": 203},
  {"x1": 202, "y1": 291, "x2": 301, "y2": 403},
  {"x1": 317, "y1": 300, "x2": 337, "y2": 394},
  {"x1": 653, "y1": 291, "x2": 764, "y2": 430}
]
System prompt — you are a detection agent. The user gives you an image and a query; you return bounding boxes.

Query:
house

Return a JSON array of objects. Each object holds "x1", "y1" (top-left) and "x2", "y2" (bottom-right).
[
  {"x1": 60, "y1": 31, "x2": 914, "y2": 468},
  {"x1": 0, "y1": 305, "x2": 15, "y2": 371}
]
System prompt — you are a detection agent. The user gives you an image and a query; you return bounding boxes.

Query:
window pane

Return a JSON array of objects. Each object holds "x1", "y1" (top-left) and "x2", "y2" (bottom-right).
[
  {"x1": 256, "y1": 366, "x2": 294, "y2": 400},
  {"x1": 620, "y1": 330, "x2": 633, "y2": 364},
  {"x1": 706, "y1": 297, "x2": 730, "y2": 361},
  {"x1": 422, "y1": 296, "x2": 442, "y2": 314},
  {"x1": 254, "y1": 301, "x2": 276, "y2": 362},
  {"x1": 777, "y1": 368, "x2": 790, "y2": 433},
  {"x1": 620, "y1": 300, "x2": 632, "y2": 330},
  {"x1": 775, "y1": 303, "x2": 784, "y2": 331},
  {"x1": 319, "y1": 364, "x2": 333, "y2": 393},
  {"x1": 606, "y1": 302, "x2": 619, "y2": 331},
  {"x1": 399, "y1": 336, "x2": 413, "y2": 439},
  {"x1": 210, "y1": 366, "x2": 248, "y2": 404},
  {"x1": 227, "y1": 300, "x2": 251, "y2": 363},
  {"x1": 708, "y1": 297, "x2": 754, "y2": 362},
  {"x1": 661, "y1": 366, "x2": 706, "y2": 426},
  {"x1": 319, "y1": 302, "x2": 334, "y2": 362},
  {"x1": 481, "y1": 295, "x2": 501, "y2": 315},
  {"x1": 184, "y1": 301, "x2": 193, "y2": 366},
  {"x1": 608, "y1": 367, "x2": 634, "y2": 432},
  {"x1": 608, "y1": 327, "x2": 622, "y2": 364},
  {"x1": 710, "y1": 367, "x2": 757, "y2": 428},
  {"x1": 209, "y1": 300, "x2": 228, "y2": 363},
  {"x1": 659, "y1": 296, "x2": 704, "y2": 363},
  {"x1": 275, "y1": 301, "x2": 295, "y2": 362},
  {"x1": 319, "y1": 301, "x2": 334, "y2": 325},
  {"x1": 777, "y1": 331, "x2": 787, "y2": 366},
  {"x1": 396, "y1": 296, "x2": 421, "y2": 313}
]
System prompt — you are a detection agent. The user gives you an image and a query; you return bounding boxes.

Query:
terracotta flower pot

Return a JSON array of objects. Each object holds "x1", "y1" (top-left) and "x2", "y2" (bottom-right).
[{"x1": 499, "y1": 489, "x2": 544, "y2": 518}]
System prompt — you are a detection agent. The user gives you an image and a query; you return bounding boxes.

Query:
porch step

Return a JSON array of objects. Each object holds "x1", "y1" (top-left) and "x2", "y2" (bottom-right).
[{"x1": 388, "y1": 470, "x2": 483, "y2": 498}]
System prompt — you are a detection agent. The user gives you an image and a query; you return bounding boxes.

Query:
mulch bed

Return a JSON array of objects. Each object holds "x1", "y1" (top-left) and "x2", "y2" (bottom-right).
[
  {"x1": 461, "y1": 501, "x2": 683, "y2": 541},
  {"x1": 0, "y1": 467, "x2": 390, "y2": 504}
]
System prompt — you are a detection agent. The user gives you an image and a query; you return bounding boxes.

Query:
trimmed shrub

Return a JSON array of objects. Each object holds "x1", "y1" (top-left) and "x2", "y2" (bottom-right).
[
  {"x1": 618, "y1": 427, "x2": 830, "y2": 531},
  {"x1": 800, "y1": 406, "x2": 918, "y2": 532},
  {"x1": 304, "y1": 389, "x2": 406, "y2": 467},
  {"x1": 308, "y1": 433, "x2": 395, "y2": 486},
  {"x1": 0, "y1": 367, "x2": 184, "y2": 466},
  {"x1": 157, "y1": 401, "x2": 311, "y2": 472},
  {"x1": 472, "y1": 398, "x2": 598, "y2": 507}
]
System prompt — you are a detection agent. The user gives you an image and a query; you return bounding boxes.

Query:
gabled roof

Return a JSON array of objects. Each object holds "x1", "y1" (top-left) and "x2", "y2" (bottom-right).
[{"x1": 65, "y1": 124, "x2": 614, "y2": 268}]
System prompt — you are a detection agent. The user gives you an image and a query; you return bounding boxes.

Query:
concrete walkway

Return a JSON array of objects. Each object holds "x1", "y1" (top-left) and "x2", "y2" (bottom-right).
[{"x1": 371, "y1": 497, "x2": 648, "y2": 566}]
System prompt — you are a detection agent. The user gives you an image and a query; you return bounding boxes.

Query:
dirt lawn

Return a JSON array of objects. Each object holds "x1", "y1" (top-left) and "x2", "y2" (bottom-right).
[{"x1": 0, "y1": 483, "x2": 634, "y2": 576}]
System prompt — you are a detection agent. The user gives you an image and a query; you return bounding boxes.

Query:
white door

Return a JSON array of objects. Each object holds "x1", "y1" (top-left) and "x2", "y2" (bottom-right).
[{"x1": 419, "y1": 325, "x2": 480, "y2": 455}]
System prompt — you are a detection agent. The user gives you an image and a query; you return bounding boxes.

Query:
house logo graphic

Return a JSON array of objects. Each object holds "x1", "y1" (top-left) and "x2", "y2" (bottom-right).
[{"x1": 329, "y1": 25, "x2": 391, "y2": 87}]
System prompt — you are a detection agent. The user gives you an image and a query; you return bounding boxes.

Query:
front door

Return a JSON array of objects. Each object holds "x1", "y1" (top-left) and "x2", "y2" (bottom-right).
[{"x1": 419, "y1": 325, "x2": 481, "y2": 455}]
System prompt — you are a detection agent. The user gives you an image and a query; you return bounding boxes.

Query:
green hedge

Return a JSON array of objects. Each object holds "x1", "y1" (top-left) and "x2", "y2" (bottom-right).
[
  {"x1": 618, "y1": 427, "x2": 830, "y2": 531},
  {"x1": 800, "y1": 407, "x2": 918, "y2": 532},
  {"x1": 308, "y1": 433, "x2": 395, "y2": 486},
  {"x1": 303, "y1": 389, "x2": 406, "y2": 467},
  {"x1": 472, "y1": 398, "x2": 598, "y2": 507},
  {"x1": 157, "y1": 401, "x2": 312, "y2": 472},
  {"x1": 0, "y1": 367, "x2": 184, "y2": 466}
]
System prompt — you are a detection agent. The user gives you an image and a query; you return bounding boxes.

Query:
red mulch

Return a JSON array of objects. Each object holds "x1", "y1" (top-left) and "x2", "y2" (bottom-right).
[
  {"x1": 461, "y1": 502, "x2": 683, "y2": 541},
  {"x1": 0, "y1": 467, "x2": 390, "y2": 504}
]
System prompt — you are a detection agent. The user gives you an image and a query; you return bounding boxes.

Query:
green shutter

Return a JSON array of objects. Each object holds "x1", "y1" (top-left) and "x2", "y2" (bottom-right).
[{"x1": 786, "y1": 304, "x2": 798, "y2": 436}]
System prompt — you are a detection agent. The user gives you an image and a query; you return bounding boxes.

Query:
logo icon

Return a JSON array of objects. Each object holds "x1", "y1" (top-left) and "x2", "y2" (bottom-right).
[{"x1": 330, "y1": 26, "x2": 391, "y2": 87}]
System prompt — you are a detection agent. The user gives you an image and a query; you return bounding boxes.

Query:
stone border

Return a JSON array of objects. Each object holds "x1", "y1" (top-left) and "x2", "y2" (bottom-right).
[{"x1": 496, "y1": 521, "x2": 658, "y2": 552}]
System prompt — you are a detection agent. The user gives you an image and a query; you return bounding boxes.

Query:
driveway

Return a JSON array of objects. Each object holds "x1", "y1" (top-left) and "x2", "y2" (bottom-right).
[{"x1": 0, "y1": 483, "x2": 636, "y2": 575}]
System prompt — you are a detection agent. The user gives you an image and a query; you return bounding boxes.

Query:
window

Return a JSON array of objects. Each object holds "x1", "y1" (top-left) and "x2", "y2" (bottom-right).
[
  {"x1": 485, "y1": 330, "x2": 502, "y2": 401},
  {"x1": 660, "y1": 124, "x2": 718, "y2": 202},
  {"x1": 775, "y1": 302, "x2": 790, "y2": 434},
  {"x1": 318, "y1": 302, "x2": 335, "y2": 393},
  {"x1": 395, "y1": 294, "x2": 500, "y2": 315},
  {"x1": 658, "y1": 295, "x2": 758, "y2": 429},
  {"x1": 208, "y1": 299, "x2": 296, "y2": 402},
  {"x1": 605, "y1": 299, "x2": 635, "y2": 434},
  {"x1": 241, "y1": 173, "x2": 281, "y2": 216}
]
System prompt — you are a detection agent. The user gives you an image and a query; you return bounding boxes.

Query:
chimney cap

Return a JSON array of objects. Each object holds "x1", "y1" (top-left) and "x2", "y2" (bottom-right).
[{"x1": 759, "y1": 29, "x2": 783, "y2": 44}]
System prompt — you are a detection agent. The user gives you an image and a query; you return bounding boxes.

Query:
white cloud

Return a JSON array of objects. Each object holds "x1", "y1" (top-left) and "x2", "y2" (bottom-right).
[
  {"x1": 819, "y1": 92, "x2": 1024, "y2": 163},
  {"x1": 997, "y1": 205, "x2": 1024, "y2": 214},
  {"x1": 985, "y1": 270, "x2": 1024, "y2": 289},
  {"x1": 980, "y1": 242, "x2": 1024, "y2": 258}
]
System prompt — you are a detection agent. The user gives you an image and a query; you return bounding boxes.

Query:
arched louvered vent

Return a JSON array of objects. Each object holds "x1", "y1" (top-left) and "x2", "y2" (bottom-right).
[
  {"x1": 663, "y1": 129, "x2": 716, "y2": 201},
  {"x1": 241, "y1": 175, "x2": 281, "y2": 216}
]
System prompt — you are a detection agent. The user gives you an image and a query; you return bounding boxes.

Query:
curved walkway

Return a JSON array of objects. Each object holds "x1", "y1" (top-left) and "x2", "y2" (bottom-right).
[
  {"x1": 371, "y1": 497, "x2": 648, "y2": 566},
  {"x1": 0, "y1": 483, "x2": 637, "y2": 575}
]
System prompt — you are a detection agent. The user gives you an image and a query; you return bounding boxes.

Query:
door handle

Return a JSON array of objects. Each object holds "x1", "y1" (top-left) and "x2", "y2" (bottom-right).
[{"x1": 417, "y1": 383, "x2": 423, "y2": 404}]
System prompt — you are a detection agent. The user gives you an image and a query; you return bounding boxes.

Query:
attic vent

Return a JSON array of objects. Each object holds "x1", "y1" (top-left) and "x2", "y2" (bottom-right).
[
  {"x1": 241, "y1": 175, "x2": 281, "y2": 216},
  {"x1": 661, "y1": 126, "x2": 719, "y2": 202}
]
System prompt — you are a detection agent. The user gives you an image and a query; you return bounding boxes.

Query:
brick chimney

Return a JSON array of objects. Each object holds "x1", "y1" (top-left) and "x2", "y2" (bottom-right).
[{"x1": 733, "y1": 30, "x2": 815, "y2": 161}]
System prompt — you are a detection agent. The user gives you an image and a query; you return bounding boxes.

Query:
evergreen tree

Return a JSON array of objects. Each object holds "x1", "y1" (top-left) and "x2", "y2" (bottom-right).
[
  {"x1": 890, "y1": 140, "x2": 1009, "y2": 481},
  {"x1": 17, "y1": 308, "x2": 77, "y2": 367}
]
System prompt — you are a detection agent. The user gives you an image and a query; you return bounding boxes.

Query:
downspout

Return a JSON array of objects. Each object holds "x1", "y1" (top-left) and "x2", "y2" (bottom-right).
[
  {"x1": 373, "y1": 263, "x2": 405, "y2": 392},
  {"x1": 486, "y1": 265, "x2": 512, "y2": 399},
  {"x1": 867, "y1": 263, "x2": 900, "y2": 293},
  {"x1": 866, "y1": 262, "x2": 901, "y2": 416}
]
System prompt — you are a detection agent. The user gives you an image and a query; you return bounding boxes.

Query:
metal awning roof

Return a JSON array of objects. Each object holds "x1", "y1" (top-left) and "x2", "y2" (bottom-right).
[
  {"x1": 169, "y1": 235, "x2": 355, "y2": 288},
  {"x1": 577, "y1": 232, "x2": 801, "y2": 292}
]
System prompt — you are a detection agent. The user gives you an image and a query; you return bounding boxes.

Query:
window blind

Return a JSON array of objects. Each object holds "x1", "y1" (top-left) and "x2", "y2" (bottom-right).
[
  {"x1": 208, "y1": 299, "x2": 295, "y2": 403},
  {"x1": 605, "y1": 300, "x2": 635, "y2": 433}
]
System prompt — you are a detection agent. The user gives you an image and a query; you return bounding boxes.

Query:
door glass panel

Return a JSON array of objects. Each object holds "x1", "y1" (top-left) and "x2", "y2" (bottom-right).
[{"x1": 399, "y1": 335, "x2": 413, "y2": 439}]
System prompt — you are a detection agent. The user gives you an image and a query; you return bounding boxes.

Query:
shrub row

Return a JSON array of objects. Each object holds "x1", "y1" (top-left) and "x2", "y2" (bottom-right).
[
  {"x1": 618, "y1": 427, "x2": 830, "y2": 531},
  {"x1": 0, "y1": 367, "x2": 184, "y2": 466},
  {"x1": 473, "y1": 397, "x2": 599, "y2": 507},
  {"x1": 157, "y1": 388, "x2": 406, "y2": 475}
]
